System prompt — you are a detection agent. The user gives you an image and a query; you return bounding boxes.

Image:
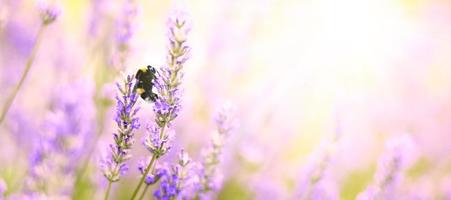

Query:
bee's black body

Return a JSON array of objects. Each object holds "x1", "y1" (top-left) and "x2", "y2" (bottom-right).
[{"x1": 134, "y1": 65, "x2": 158, "y2": 102}]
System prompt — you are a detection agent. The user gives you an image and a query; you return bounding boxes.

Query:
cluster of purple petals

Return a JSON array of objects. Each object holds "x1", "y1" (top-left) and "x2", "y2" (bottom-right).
[
  {"x1": 102, "y1": 75, "x2": 140, "y2": 182},
  {"x1": 143, "y1": 125, "x2": 174, "y2": 159},
  {"x1": 196, "y1": 105, "x2": 236, "y2": 195},
  {"x1": 357, "y1": 134, "x2": 416, "y2": 200},
  {"x1": 138, "y1": 159, "x2": 166, "y2": 185},
  {"x1": 154, "y1": 166, "x2": 179, "y2": 200},
  {"x1": 38, "y1": 0, "x2": 61, "y2": 25},
  {"x1": 111, "y1": 0, "x2": 137, "y2": 70},
  {"x1": 26, "y1": 81, "x2": 95, "y2": 197},
  {"x1": 115, "y1": 0, "x2": 136, "y2": 50},
  {"x1": 142, "y1": 8, "x2": 191, "y2": 170},
  {"x1": 153, "y1": 150, "x2": 201, "y2": 200}
]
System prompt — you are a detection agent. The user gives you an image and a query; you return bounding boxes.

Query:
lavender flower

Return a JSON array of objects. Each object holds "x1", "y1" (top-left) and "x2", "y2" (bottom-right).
[
  {"x1": 197, "y1": 104, "x2": 236, "y2": 196},
  {"x1": 138, "y1": 158, "x2": 165, "y2": 185},
  {"x1": 143, "y1": 125, "x2": 174, "y2": 159},
  {"x1": 154, "y1": 165, "x2": 178, "y2": 200},
  {"x1": 141, "y1": 8, "x2": 191, "y2": 159},
  {"x1": 357, "y1": 134, "x2": 416, "y2": 200},
  {"x1": 294, "y1": 149, "x2": 339, "y2": 200},
  {"x1": 102, "y1": 75, "x2": 140, "y2": 183},
  {"x1": 154, "y1": 150, "x2": 200, "y2": 200},
  {"x1": 115, "y1": 0, "x2": 136, "y2": 51},
  {"x1": 111, "y1": 0, "x2": 137, "y2": 70},
  {"x1": 176, "y1": 150, "x2": 202, "y2": 199},
  {"x1": 38, "y1": 0, "x2": 61, "y2": 25},
  {"x1": 166, "y1": 9, "x2": 191, "y2": 69},
  {"x1": 130, "y1": 8, "x2": 191, "y2": 199},
  {"x1": 87, "y1": 0, "x2": 104, "y2": 38},
  {"x1": 25, "y1": 81, "x2": 95, "y2": 198},
  {"x1": 0, "y1": 0, "x2": 61, "y2": 126},
  {"x1": 294, "y1": 122, "x2": 341, "y2": 200}
]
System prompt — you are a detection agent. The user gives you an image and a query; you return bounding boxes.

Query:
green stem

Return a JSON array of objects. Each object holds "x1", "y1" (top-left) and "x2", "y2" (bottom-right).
[
  {"x1": 130, "y1": 153, "x2": 157, "y2": 200},
  {"x1": 105, "y1": 181, "x2": 112, "y2": 200},
  {"x1": 138, "y1": 185, "x2": 150, "y2": 200},
  {"x1": 130, "y1": 121, "x2": 169, "y2": 200},
  {"x1": 0, "y1": 24, "x2": 46, "y2": 125}
]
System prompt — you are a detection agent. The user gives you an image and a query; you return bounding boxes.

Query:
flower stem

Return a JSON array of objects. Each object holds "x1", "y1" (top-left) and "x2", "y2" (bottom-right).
[
  {"x1": 105, "y1": 181, "x2": 112, "y2": 200},
  {"x1": 130, "y1": 121, "x2": 168, "y2": 200},
  {"x1": 130, "y1": 153, "x2": 157, "y2": 200},
  {"x1": 138, "y1": 185, "x2": 150, "y2": 200},
  {"x1": 0, "y1": 24, "x2": 46, "y2": 125}
]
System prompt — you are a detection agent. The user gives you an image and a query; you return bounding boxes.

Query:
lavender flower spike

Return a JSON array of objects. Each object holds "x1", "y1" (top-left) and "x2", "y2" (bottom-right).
[
  {"x1": 38, "y1": 0, "x2": 61, "y2": 25},
  {"x1": 142, "y1": 7, "x2": 191, "y2": 159},
  {"x1": 130, "y1": 8, "x2": 191, "y2": 200},
  {"x1": 357, "y1": 134, "x2": 416, "y2": 200},
  {"x1": 0, "y1": 0, "x2": 60, "y2": 125},
  {"x1": 154, "y1": 149, "x2": 199, "y2": 200},
  {"x1": 197, "y1": 104, "x2": 236, "y2": 196},
  {"x1": 111, "y1": 0, "x2": 137, "y2": 70},
  {"x1": 25, "y1": 81, "x2": 95, "y2": 198},
  {"x1": 102, "y1": 75, "x2": 140, "y2": 198}
]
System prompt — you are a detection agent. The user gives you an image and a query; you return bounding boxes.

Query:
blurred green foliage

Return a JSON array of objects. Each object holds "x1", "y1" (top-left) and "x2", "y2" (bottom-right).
[{"x1": 340, "y1": 166, "x2": 376, "y2": 200}]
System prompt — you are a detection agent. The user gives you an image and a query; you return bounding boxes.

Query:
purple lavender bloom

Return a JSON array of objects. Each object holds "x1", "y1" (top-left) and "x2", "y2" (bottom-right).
[
  {"x1": 295, "y1": 160, "x2": 339, "y2": 200},
  {"x1": 197, "y1": 104, "x2": 236, "y2": 195},
  {"x1": 294, "y1": 131, "x2": 341, "y2": 200},
  {"x1": 111, "y1": 0, "x2": 137, "y2": 70},
  {"x1": 154, "y1": 166, "x2": 178, "y2": 200},
  {"x1": 86, "y1": 0, "x2": 104, "y2": 38},
  {"x1": 143, "y1": 125, "x2": 174, "y2": 158},
  {"x1": 37, "y1": 0, "x2": 61, "y2": 25},
  {"x1": 102, "y1": 75, "x2": 140, "y2": 182},
  {"x1": 115, "y1": 0, "x2": 136, "y2": 50},
  {"x1": 141, "y1": 6, "x2": 191, "y2": 168},
  {"x1": 138, "y1": 159, "x2": 166, "y2": 185},
  {"x1": 130, "y1": 8, "x2": 192, "y2": 199},
  {"x1": 357, "y1": 134, "x2": 416, "y2": 200},
  {"x1": 26, "y1": 81, "x2": 95, "y2": 197},
  {"x1": 154, "y1": 150, "x2": 200, "y2": 200},
  {"x1": 166, "y1": 9, "x2": 191, "y2": 67}
]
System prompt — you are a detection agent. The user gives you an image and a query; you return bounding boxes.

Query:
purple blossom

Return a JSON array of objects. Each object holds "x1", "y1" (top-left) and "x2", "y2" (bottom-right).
[
  {"x1": 37, "y1": 0, "x2": 61, "y2": 25},
  {"x1": 111, "y1": 0, "x2": 137, "y2": 70},
  {"x1": 295, "y1": 163, "x2": 339, "y2": 200},
  {"x1": 129, "y1": 8, "x2": 192, "y2": 200},
  {"x1": 138, "y1": 159, "x2": 166, "y2": 185},
  {"x1": 154, "y1": 150, "x2": 200, "y2": 200},
  {"x1": 153, "y1": 173, "x2": 179, "y2": 199},
  {"x1": 294, "y1": 129, "x2": 341, "y2": 200},
  {"x1": 294, "y1": 152, "x2": 339, "y2": 200},
  {"x1": 197, "y1": 104, "x2": 236, "y2": 195},
  {"x1": 357, "y1": 134, "x2": 416, "y2": 200},
  {"x1": 145, "y1": 7, "x2": 191, "y2": 152},
  {"x1": 151, "y1": 66, "x2": 184, "y2": 128},
  {"x1": 166, "y1": 9, "x2": 191, "y2": 67},
  {"x1": 26, "y1": 81, "x2": 95, "y2": 197},
  {"x1": 115, "y1": 0, "x2": 136, "y2": 49},
  {"x1": 143, "y1": 125, "x2": 174, "y2": 158},
  {"x1": 87, "y1": 0, "x2": 104, "y2": 38},
  {"x1": 154, "y1": 167, "x2": 178, "y2": 200},
  {"x1": 102, "y1": 75, "x2": 140, "y2": 182}
]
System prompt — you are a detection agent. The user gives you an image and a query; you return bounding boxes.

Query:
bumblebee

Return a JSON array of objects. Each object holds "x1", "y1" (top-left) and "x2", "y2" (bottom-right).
[{"x1": 134, "y1": 65, "x2": 158, "y2": 102}]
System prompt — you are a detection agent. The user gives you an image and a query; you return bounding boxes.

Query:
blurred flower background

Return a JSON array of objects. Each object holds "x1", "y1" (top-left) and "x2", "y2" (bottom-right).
[{"x1": 1, "y1": 0, "x2": 451, "y2": 199}]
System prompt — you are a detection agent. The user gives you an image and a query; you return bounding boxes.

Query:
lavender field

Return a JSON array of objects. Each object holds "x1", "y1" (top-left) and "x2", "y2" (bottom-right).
[{"x1": 1, "y1": 0, "x2": 451, "y2": 199}]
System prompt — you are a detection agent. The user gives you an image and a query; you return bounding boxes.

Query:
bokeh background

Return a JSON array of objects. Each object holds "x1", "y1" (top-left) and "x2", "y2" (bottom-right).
[{"x1": 1, "y1": 0, "x2": 451, "y2": 199}]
